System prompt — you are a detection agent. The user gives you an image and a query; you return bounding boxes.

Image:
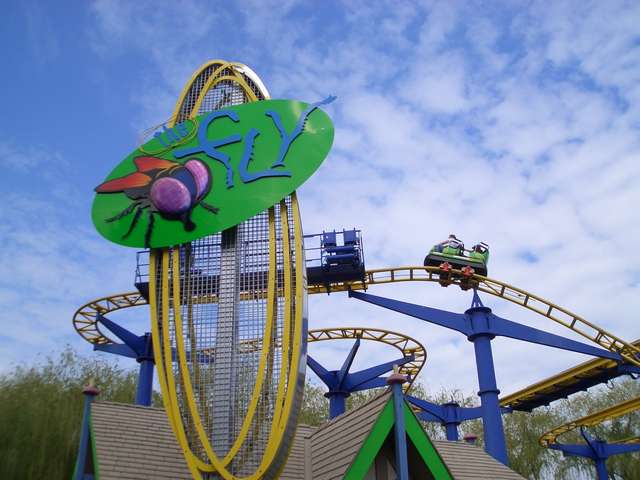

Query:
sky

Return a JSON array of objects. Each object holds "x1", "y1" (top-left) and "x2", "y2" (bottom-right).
[{"x1": 1, "y1": 0, "x2": 639, "y2": 403}]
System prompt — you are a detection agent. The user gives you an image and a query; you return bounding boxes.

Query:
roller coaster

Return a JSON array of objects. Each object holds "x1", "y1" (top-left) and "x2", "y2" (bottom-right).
[
  {"x1": 73, "y1": 267, "x2": 640, "y2": 366},
  {"x1": 73, "y1": 265, "x2": 639, "y2": 373},
  {"x1": 74, "y1": 241, "x2": 640, "y2": 479},
  {"x1": 73, "y1": 61, "x2": 640, "y2": 478}
]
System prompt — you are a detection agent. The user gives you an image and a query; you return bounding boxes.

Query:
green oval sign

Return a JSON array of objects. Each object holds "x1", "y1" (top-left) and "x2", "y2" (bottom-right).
[{"x1": 92, "y1": 98, "x2": 335, "y2": 248}]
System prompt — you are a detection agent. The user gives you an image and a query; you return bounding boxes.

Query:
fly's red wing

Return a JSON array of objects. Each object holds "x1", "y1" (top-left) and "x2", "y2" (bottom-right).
[
  {"x1": 134, "y1": 156, "x2": 178, "y2": 172},
  {"x1": 95, "y1": 172, "x2": 151, "y2": 192}
]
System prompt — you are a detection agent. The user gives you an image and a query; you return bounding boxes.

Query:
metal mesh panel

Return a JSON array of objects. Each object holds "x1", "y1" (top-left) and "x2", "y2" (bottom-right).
[
  {"x1": 176, "y1": 63, "x2": 217, "y2": 124},
  {"x1": 152, "y1": 63, "x2": 305, "y2": 479}
]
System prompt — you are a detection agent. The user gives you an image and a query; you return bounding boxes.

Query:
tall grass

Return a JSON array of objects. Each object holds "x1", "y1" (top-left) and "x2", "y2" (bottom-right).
[{"x1": 0, "y1": 347, "x2": 139, "y2": 479}]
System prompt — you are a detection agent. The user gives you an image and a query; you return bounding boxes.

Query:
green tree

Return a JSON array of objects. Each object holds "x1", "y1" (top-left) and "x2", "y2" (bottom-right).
[
  {"x1": 0, "y1": 347, "x2": 145, "y2": 480},
  {"x1": 552, "y1": 377, "x2": 640, "y2": 480},
  {"x1": 503, "y1": 408, "x2": 564, "y2": 479},
  {"x1": 298, "y1": 380, "x2": 329, "y2": 426}
]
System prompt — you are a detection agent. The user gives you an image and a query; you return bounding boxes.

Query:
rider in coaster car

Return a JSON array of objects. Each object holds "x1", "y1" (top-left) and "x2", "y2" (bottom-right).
[
  {"x1": 436, "y1": 234, "x2": 464, "y2": 255},
  {"x1": 471, "y1": 242, "x2": 489, "y2": 253}
]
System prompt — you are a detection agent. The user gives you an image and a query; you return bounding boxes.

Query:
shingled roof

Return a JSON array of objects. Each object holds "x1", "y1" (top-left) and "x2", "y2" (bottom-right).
[
  {"x1": 286, "y1": 391, "x2": 524, "y2": 480},
  {"x1": 432, "y1": 441, "x2": 524, "y2": 480},
  {"x1": 90, "y1": 401, "x2": 190, "y2": 480},
  {"x1": 311, "y1": 391, "x2": 392, "y2": 479},
  {"x1": 85, "y1": 393, "x2": 525, "y2": 479}
]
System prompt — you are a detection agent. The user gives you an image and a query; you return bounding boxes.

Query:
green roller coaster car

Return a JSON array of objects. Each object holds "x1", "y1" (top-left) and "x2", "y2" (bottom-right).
[{"x1": 423, "y1": 236, "x2": 489, "y2": 276}]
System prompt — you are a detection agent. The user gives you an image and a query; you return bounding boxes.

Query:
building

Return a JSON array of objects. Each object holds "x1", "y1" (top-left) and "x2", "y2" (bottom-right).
[{"x1": 75, "y1": 390, "x2": 524, "y2": 479}]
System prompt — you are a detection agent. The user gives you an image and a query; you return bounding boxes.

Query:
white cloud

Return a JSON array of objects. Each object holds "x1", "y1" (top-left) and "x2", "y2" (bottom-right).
[
  {"x1": 400, "y1": 54, "x2": 471, "y2": 114},
  {"x1": 6, "y1": 1, "x2": 638, "y2": 406}
]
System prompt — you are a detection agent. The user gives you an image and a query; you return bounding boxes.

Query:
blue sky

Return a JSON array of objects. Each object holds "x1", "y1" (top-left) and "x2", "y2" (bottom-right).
[{"x1": 1, "y1": 1, "x2": 639, "y2": 398}]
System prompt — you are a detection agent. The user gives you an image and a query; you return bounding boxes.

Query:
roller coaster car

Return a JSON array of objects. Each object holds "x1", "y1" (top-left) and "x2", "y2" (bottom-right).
[
  {"x1": 424, "y1": 241, "x2": 489, "y2": 277},
  {"x1": 306, "y1": 229, "x2": 366, "y2": 288}
]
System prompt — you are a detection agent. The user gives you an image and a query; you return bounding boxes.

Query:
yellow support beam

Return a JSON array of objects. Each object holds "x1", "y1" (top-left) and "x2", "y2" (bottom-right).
[
  {"x1": 539, "y1": 396, "x2": 640, "y2": 447},
  {"x1": 501, "y1": 340, "x2": 640, "y2": 409}
]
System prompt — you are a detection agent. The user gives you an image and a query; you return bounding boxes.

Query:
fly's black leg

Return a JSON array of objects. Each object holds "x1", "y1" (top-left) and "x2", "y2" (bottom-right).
[
  {"x1": 106, "y1": 201, "x2": 142, "y2": 222},
  {"x1": 122, "y1": 206, "x2": 143, "y2": 238},
  {"x1": 182, "y1": 210, "x2": 196, "y2": 231},
  {"x1": 144, "y1": 211, "x2": 154, "y2": 248},
  {"x1": 200, "y1": 201, "x2": 219, "y2": 214}
]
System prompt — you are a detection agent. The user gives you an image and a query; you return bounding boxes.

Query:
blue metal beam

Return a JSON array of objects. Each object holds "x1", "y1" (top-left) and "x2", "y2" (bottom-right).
[
  {"x1": 349, "y1": 290, "x2": 622, "y2": 362},
  {"x1": 407, "y1": 395, "x2": 491, "y2": 441},
  {"x1": 349, "y1": 290, "x2": 468, "y2": 333},
  {"x1": 344, "y1": 355, "x2": 414, "y2": 390},
  {"x1": 337, "y1": 337, "x2": 361, "y2": 388},
  {"x1": 600, "y1": 443, "x2": 640, "y2": 456},
  {"x1": 550, "y1": 444, "x2": 594, "y2": 457},
  {"x1": 306, "y1": 354, "x2": 334, "y2": 385},
  {"x1": 348, "y1": 377, "x2": 388, "y2": 392},
  {"x1": 348, "y1": 288, "x2": 634, "y2": 469},
  {"x1": 550, "y1": 428, "x2": 640, "y2": 480},
  {"x1": 96, "y1": 314, "x2": 145, "y2": 354},
  {"x1": 472, "y1": 331, "x2": 508, "y2": 464},
  {"x1": 307, "y1": 342, "x2": 416, "y2": 419},
  {"x1": 93, "y1": 315, "x2": 154, "y2": 406},
  {"x1": 486, "y1": 312, "x2": 622, "y2": 361},
  {"x1": 406, "y1": 396, "x2": 446, "y2": 422},
  {"x1": 73, "y1": 386, "x2": 99, "y2": 480},
  {"x1": 93, "y1": 343, "x2": 137, "y2": 359}
]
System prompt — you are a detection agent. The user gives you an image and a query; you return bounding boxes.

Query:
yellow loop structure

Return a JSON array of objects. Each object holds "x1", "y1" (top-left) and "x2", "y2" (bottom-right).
[
  {"x1": 146, "y1": 59, "x2": 306, "y2": 480},
  {"x1": 72, "y1": 292, "x2": 146, "y2": 345},
  {"x1": 72, "y1": 303, "x2": 427, "y2": 387},
  {"x1": 148, "y1": 197, "x2": 306, "y2": 479},
  {"x1": 539, "y1": 396, "x2": 640, "y2": 447},
  {"x1": 307, "y1": 327, "x2": 426, "y2": 382}
]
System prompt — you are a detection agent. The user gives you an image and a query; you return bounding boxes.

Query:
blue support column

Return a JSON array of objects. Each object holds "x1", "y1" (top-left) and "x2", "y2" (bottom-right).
[
  {"x1": 328, "y1": 393, "x2": 350, "y2": 419},
  {"x1": 442, "y1": 403, "x2": 461, "y2": 441},
  {"x1": 594, "y1": 458, "x2": 608, "y2": 480},
  {"x1": 348, "y1": 288, "x2": 626, "y2": 466},
  {"x1": 307, "y1": 338, "x2": 415, "y2": 419},
  {"x1": 135, "y1": 333, "x2": 154, "y2": 406},
  {"x1": 468, "y1": 312, "x2": 508, "y2": 464},
  {"x1": 74, "y1": 384, "x2": 99, "y2": 480},
  {"x1": 94, "y1": 314, "x2": 154, "y2": 406},
  {"x1": 388, "y1": 371, "x2": 409, "y2": 480}
]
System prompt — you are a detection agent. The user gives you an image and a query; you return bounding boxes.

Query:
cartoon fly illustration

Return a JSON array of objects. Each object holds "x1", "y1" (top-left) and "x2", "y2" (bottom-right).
[{"x1": 95, "y1": 156, "x2": 218, "y2": 247}]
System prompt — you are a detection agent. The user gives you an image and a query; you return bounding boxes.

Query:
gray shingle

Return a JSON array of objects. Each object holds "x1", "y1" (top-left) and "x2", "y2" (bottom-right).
[
  {"x1": 433, "y1": 441, "x2": 526, "y2": 480},
  {"x1": 91, "y1": 401, "x2": 191, "y2": 480},
  {"x1": 279, "y1": 424, "x2": 316, "y2": 479},
  {"x1": 310, "y1": 392, "x2": 391, "y2": 480}
]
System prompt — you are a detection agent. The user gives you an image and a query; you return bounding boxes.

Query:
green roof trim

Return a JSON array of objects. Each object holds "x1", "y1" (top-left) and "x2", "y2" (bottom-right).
[
  {"x1": 71, "y1": 413, "x2": 100, "y2": 480},
  {"x1": 343, "y1": 399, "x2": 395, "y2": 480},
  {"x1": 89, "y1": 414, "x2": 100, "y2": 480},
  {"x1": 403, "y1": 402, "x2": 453, "y2": 480},
  {"x1": 344, "y1": 396, "x2": 454, "y2": 480}
]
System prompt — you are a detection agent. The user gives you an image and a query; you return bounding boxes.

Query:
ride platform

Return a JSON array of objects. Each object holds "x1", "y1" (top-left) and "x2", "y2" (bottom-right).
[{"x1": 305, "y1": 229, "x2": 366, "y2": 290}]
